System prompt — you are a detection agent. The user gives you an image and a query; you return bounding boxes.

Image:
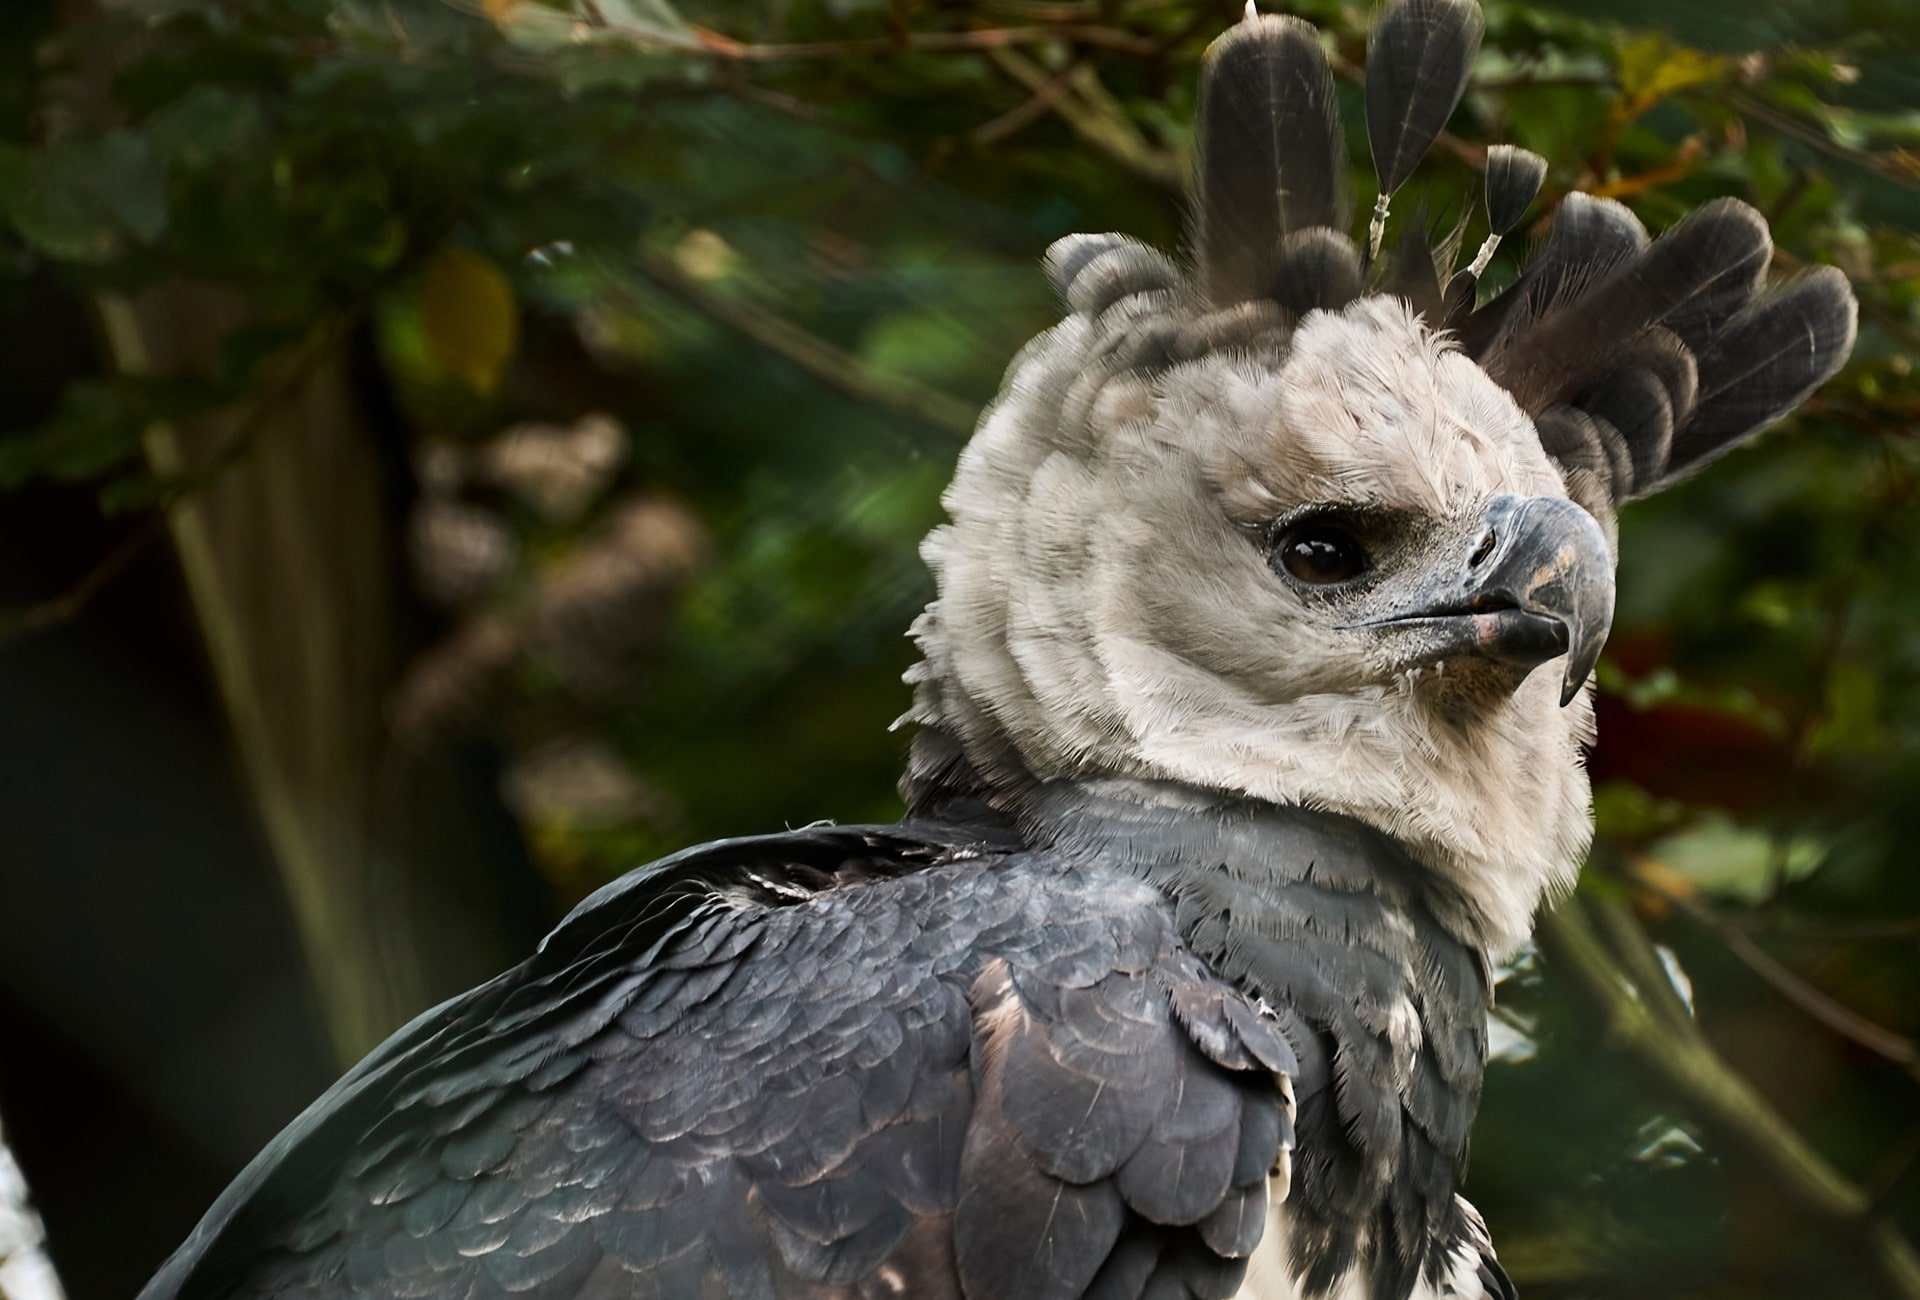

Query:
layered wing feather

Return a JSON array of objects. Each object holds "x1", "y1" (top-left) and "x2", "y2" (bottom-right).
[{"x1": 141, "y1": 823, "x2": 1295, "y2": 1300}]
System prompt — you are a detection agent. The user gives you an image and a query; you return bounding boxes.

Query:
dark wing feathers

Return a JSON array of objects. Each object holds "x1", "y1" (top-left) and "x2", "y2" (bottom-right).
[
  {"x1": 994, "y1": 969, "x2": 1175, "y2": 1184},
  {"x1": 144, "y1": 826, "x2": 1294, "y2": 1300}
]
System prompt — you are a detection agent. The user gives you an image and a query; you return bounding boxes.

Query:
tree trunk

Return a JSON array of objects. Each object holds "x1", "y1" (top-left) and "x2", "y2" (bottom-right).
[{"x1": 99, "y1": 285, "x2": 541, "y2": 1066}]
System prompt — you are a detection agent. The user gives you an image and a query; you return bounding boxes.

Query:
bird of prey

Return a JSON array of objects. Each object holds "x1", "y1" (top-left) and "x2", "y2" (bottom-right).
[{"x1": 142, "y1": 0, "x2": 1857, "y2": 1296}]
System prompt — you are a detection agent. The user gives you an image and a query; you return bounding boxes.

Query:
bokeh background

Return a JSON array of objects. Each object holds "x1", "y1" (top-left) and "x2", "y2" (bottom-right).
[{"x1": 0, "y1": 0, "x2": 1916, "y2": 1295}]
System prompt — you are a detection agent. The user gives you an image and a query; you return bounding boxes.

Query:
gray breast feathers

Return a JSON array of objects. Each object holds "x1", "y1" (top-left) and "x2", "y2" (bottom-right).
[{"x1": 1033, "y1": 784, "x2": 1498, "y2": 1299}]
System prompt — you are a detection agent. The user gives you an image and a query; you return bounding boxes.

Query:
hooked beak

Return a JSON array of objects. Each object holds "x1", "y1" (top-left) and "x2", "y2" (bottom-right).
[{"x1": 1362, "y1": 494, "x2": 1615, "y2": 706}]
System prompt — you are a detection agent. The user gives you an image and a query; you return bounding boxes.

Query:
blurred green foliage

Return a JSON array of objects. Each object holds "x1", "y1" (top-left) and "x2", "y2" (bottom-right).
[{"x1": 2, "y1": 0, "x2": 1919, "y2": 1294}]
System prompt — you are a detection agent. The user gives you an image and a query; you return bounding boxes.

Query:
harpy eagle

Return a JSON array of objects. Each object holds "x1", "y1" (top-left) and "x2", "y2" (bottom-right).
[{"x1": 142, "y1": 1, "x2": 1858, "y2": 1296}]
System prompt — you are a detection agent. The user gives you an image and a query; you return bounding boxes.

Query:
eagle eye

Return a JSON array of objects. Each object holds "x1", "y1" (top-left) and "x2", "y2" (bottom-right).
[{"x1": 1276, "y1": 522, "x2": 1368, "y2": 585}]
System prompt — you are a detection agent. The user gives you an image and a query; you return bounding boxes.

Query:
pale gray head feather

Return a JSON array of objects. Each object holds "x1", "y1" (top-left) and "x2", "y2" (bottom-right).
[{"x1": 905, "y1": 289, "x2": 1594, "y2": 952}]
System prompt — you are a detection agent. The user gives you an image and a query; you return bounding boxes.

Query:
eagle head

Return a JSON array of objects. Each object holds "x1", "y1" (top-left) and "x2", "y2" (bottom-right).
[{"x1": 903, "y1": 6, "x2": 1855, "y2": 951}]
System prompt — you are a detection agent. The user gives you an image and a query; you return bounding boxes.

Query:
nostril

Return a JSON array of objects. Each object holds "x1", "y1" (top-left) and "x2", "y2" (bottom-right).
[{"x1": 1468, "y1": 529, "x2": 1497, "y2": 569}]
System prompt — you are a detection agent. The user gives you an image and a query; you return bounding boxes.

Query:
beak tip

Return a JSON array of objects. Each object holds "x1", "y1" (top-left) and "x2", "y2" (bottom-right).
[{"x1": 1559, "y1": 649, "x2": 1601, "y2": 707}]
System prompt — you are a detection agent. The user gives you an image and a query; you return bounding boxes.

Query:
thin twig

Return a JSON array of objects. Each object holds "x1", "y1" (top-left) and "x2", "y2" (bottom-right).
[
  {"x1": 1745, "y1": 913, "x2": 1920, "y2": 942},
  {"x1": 973, "y1": 62, "x2": 1080, "y2": 145},
  {"x1": 575, "y1": 9, "x2": 1163, "y2": 60},
  {"x1": 982, "y1": 0, "x2": 1187, "y2": 21},
  {"x1": 628, "y1": 256, "x2": 978, "y2": 439},
  {"x1": 1872, "y1": 1123, "x2": 1920, "y2": 1217},
  {"x1": 1761, "y1": 590, "x2": 1855, "y2": 902},
  {"x1": 980, "y1": 0, "x2": 1099, "y2": 20},
  {"x1": 691, "y1": 21, "x2": 1160, "y2": 58},
  {"x1": 1473, "y1": 69, "x2": 1615, "y2": 91},
  {"x1": 0, "y1": 521, "x2": 161, "y2": 642},
  {"x1": 984, "y1": 46, "x2": 1183, "y2": 188},
  {"x1": 1628, "y1": 859, "x2": 1920, "y2": 1082},
  {"x1": 1585, "y1": 135, "x2": 1707, "y2": 201},
  {"x1": 1729, "y1": 91, "x2": 1920, "y2": 193},
  {"x1": 0, "y1": 316, "x2": 352, "y2": 644}
]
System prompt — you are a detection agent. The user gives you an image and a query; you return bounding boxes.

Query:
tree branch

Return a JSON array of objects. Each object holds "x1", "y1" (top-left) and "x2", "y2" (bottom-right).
[
  {"x1": 973, "y1": 59, "x2": 1083, "y2": 146},
  {"x1": 629, "y1": 256, "x2": 979, "y2": 439},
  {"x1": 1540, "y1": 894, "x2": 1920, "y2": 1300},
  {"x1": 0, "y1": 521, "x2": 160, "y2": 643},
  {"x1": 1626, "y1": 860, "x2": 1920, "y2": 1083},
  {"x1": 572, "y1": 9, "x2": 1163, "y2": 60}
]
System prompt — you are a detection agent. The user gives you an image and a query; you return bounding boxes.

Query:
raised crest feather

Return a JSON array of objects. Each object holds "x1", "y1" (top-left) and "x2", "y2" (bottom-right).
[
  {"x1": 1273, "y1": 228, "x2": 1364, "y2": 317},
  {"x1": 1483, "y1": 145, "x2": 1546, "y2": 238},
  {"x1": 1195, "y1": 14, "x2": 1348, "y2": 306},
  {"x1": 1182, "y1": 0, "x2": 1852, "y2": 509},
  {"x1": 1667, "y1": 267, "x2": 1858, "y2": 484},
  {"x1": 1467, "y1": 144, "x2": 1547, "y2": 275},
  {"x1": 1473, "y1": 197, "x2": 1768, "y2": 411},
  {"x1": 1363, "y1": 0, "x2": 1483, "y2": 259}
]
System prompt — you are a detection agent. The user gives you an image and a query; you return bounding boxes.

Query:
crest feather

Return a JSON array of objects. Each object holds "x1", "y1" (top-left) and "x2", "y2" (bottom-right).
[
  {"x1": 1195, "y1": 14, "x2": 1349, "y2": 306},
  {"x1": 1363, "y1": 0, "x2": 1483, "y2": 257}
]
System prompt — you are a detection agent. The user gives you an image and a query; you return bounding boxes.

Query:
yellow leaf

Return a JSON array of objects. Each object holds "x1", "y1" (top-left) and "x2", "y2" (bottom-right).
[
  {"x1": 1630, "y1": 855, "x2": 1698, "y2": 902},
  {"x1": 672, "y1": 228, "x2": 738, "y2": 282},
  {"x1": 1616, "y1": 34, "x2": 1728, "y2": 117},
  {"x1": 419, "y1": 249, "x2": 518, "y2": 394}
]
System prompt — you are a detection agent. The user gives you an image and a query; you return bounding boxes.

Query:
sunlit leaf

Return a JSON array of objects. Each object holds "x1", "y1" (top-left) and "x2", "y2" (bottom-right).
[
  {"x1": 1811, "y1": 661, "x2": 1883, "y2": 754},
  {"x1": 1645, "y1": 814, "x2": 1827, "y2": 903},
  {"x1": 1615, "y1": 34, "x2": 1729, "y2": 118}
]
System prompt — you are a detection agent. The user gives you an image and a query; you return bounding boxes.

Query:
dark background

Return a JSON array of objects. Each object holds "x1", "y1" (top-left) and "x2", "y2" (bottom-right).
[{"x1": 1, "y1": 0, "x2": 1917, "y2": 1294}]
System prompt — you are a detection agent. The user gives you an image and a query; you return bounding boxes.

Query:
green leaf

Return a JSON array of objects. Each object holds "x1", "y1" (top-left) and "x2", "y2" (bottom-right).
[
  {"x1": 0, "y1": 131, "x2": 168, "y2": 263},
  {"x1": 93, "y1": 132, "x2": 169, "y2": 241},
  {"x1": 144, "y1": 86, "x2": 267, "y2": 170}
]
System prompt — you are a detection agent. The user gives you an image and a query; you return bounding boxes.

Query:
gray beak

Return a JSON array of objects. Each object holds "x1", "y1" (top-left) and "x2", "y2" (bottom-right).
[{"x1": 1364, "y1": 494, "x2": 1615, "y2": 706}]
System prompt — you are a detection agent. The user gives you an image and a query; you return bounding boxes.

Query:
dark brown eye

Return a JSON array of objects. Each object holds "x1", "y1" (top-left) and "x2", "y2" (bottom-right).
[{"x1": 1278, "y1": 524, "x2": 1368, "y2": 585}]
